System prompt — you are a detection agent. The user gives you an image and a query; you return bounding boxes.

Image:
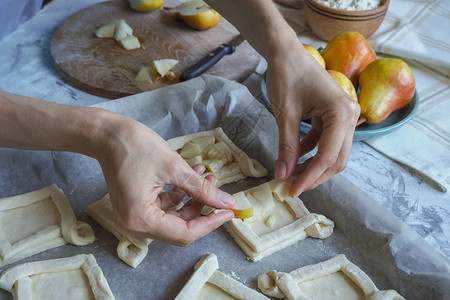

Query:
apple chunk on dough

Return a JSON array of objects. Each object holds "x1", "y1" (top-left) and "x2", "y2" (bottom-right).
[
  {"x1": 232, "y1": 192, "x2": 253, "y2": 219},
  {"x1": 268, "y1": 178, "x2": 294, "y2": 202}
]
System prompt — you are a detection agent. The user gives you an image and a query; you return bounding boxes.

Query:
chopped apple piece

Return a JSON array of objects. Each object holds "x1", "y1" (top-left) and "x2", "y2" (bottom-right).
[
  {"x1": 95, "y1": 23, "x2": 115, "y2": 38},
  {"x1": 205, "y1": 141, "x2": 233, "y2": 161},
  {"x1": 115, "y1": 19, "x2": 133, "y2": 35},
  {"x1": 245, "y1": 194, "x2": 263, "y2": 217},
  {"x1": 153, "y1": 59, "x2": 179, "y2": 77},
  {"x1": 232, "y1": 192, "x2": 253, "y2": 219},
  {"x1": 265, "y1": 215, "x2": 276, "y2": 227},
  {"x1": 135, "y1": 66, "x2": 153, "y2": 83},
  {"x1": 268, "y1": 178, "x2": 294, "y2": 202},
  {"x1": 251, "y1": 189, "x2": 274, "y2": 212},
  {"x1": 128, "y1": 0, "x2": 164, "y2": 12},
  {"x1": 203, "y1": 158, "x2": 227, "y2": 174},
  {"x1": 180, "y1": 142, "x2": 202, "y2": 159},
  {"x1": 114, "y1": 20, "x2": 133, "y2": 41},
  {"x1": 120, "y1": 35, "x2": 140, "y2": 50},
  {"x1": 191, "y1": 136, "x2": 215, "y2": 152},
  {"x1": 185, "y1": 155, "x2": 203, "y2": 167}
]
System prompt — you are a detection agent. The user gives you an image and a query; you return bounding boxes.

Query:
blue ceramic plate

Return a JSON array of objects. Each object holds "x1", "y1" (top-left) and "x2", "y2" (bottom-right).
[{"x1": 260, "y1": 73, "x2": 419, "y2": 141}]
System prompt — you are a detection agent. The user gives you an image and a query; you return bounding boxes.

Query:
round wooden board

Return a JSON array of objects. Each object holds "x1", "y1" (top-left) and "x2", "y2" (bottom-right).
[{"x1": 50, "y1": 0, "x2": 261, "y2": 99}]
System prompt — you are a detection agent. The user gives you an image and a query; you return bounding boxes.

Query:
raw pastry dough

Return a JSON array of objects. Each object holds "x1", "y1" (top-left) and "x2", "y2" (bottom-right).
[
  {"x1": 223, "y1": 181, "x2": 334, "y2": 261},
  {"x1": 168, "y1": 127, "x2": 268, "y2": 214},
  {"x1": 167, "y1": 127, "x2": 268, "y2": 187},
  {"x1": 0, "y1": 184, "x2": 94, "y2": 267},
  {"x1": 0, "y1": 254, "x2": 114, "y2": 299},
  {"x1": 258, "y1": 254, "x2": 405, "y2": 300},
  {"x1": 86, "y1": 194, "x2": 152, "y2": 268},
  {"x1": 175, "y1": 253, "x2": 268, "y2": 300}
]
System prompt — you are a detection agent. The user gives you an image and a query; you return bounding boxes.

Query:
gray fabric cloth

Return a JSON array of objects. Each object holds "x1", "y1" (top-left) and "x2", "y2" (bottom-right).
[{"x1": 0, "y1": 0, "x2": 44, "y2": 41}]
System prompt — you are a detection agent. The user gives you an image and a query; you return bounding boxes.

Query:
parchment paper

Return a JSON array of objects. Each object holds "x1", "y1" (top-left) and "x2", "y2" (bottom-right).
[{"x1": 0, "y1": 75, "x2": 448, "y2": 299}]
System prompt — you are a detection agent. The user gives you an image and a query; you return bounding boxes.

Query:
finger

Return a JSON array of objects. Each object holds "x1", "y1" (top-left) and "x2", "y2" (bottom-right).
[
  {"x1": 298, "y1": 128, "x2": 321, "y2": 158},
  {"x1": 291, "y1": 157, "x2": 312, "y2": 176},
  {"x1": 303, "y1": 123, "x2": 355, "y2": 190},
  {"x1": 168, "y1": 168, "x2": 235, "y2": 209},
  {"x1": 166, "y1": 199, "x2": 204, "y2": 220},
  {"x1": 289, "y1": 114, "x2": 347, "y2": 196},
  {"x1": 145, "y1": 209, "x2": 234, "y2": 246},
  {"x1": 157, "y1": 164, "x2": 209, "y2": 210},
  {"x1": 274, "y1": 117, "x2": 301, "y2": 180}
]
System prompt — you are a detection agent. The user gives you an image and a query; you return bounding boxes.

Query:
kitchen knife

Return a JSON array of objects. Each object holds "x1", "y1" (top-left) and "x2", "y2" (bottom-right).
[{"x1": 179, "y1": 34, "x2": 245, "y2": 82}]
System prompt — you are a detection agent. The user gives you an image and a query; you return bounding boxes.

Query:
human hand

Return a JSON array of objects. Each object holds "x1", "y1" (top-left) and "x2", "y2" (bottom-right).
[
  {"x1": 93, "y1": 114, "x2": 235, "y2": 246},
  {"x1": 265, "y1": 36, "x2": 360, "y2": 196}
]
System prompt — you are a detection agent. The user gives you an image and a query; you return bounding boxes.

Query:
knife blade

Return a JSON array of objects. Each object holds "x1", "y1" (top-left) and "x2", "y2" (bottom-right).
[{"x1": 179, "y1": 34, "x2": 245, "y2": 82}]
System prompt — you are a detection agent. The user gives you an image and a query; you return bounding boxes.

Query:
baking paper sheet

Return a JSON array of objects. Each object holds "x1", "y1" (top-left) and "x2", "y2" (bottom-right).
[{"x1": 0, "y1": 75, "x2": 448, "y2": 299}]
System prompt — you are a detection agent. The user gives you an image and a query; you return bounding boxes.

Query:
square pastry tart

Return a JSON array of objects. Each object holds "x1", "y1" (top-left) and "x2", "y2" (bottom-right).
[
  {"x1": 0, "y1": 185, "x2": 94, "y2": 267},
  {"x1": 0, "y1": 254, "x2": 114, "y2": 299},
  {"x1": 258, "y1": 254, "x2": 405, "y2": 300},
  {"x1": 223, "y1": 179, "x2": 334, "y2": 261},
  {"x1": 167, "y1": 127, "x2": 268, "y2": 188},
  {"x1": 175, "y1": 253, "x2": 268, "y2": 300},
  {"x1": 86, "y1": 194, "x2": 152, "y2": 268}
]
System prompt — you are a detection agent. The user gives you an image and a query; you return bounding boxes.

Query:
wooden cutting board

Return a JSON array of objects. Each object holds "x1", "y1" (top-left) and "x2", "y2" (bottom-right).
[{"x1": 50, "y1": 0, "x2": 261, "y2": 99}]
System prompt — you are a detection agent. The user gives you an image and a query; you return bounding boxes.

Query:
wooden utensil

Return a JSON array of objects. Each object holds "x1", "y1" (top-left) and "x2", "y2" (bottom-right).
[{"x1": 50, "y1": 0, "x2": 260, "y2": 99}]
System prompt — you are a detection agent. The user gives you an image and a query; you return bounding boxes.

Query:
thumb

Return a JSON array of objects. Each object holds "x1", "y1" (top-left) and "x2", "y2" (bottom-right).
[
  {"x1": 275, "y1": 117, "x2": 301, "y2": 180},
  {"x1": 169, "y1": 168, "x2": 235, "y2": 209}
]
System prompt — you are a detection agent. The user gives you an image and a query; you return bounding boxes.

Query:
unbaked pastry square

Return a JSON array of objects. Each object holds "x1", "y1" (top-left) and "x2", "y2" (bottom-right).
[
  {"x1": 0, "y1": 184, "x2": 94, "y2": 267},
  {"x1": 0, "y1": 254, "x2": 114, "y2": 299},
  {"x1": 175, "y1": 253, "x2": 268, "y2": 300},
  {"x1": 86, "y1": 194, "x2": 152, "y2": 268},
  {"x1": 223, "y1": 180, "x2": 334, "y2": 261},
  {"x1": 258, "y1": 254, "x2": 405, "y2": 300}
]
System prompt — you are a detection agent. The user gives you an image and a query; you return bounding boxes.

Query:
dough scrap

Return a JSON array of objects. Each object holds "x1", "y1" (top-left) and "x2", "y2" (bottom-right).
[
  {"x1": 223, "y1": 181, "x2": 334, "y2": 261},
  {"x1": 258, "y1": 254, "x2": 405, "y2": 300},
  {"x1": 175, "y1": 253, "x2": 268, "y2": 300},
  {"x1": 0, "y1": 184, "x2": 94, "y2": 267},
  {"x1": 0, "y1": 254, "x2": 114, "y2": 299},
  {"x1": 86, "y1": 194, "x2": 152, "y2": 268}
]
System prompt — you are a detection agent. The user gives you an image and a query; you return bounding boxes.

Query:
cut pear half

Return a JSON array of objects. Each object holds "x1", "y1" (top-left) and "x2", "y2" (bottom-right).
[
  {"x1": 164, "y1": 0, "x2": 222, "y2": 30},
  {"x1": 232, "y1": 192, "x2": 253, "y2": 219},
  {"x1": 129, "y1": 0, "x2": 164, "y2": 12}
]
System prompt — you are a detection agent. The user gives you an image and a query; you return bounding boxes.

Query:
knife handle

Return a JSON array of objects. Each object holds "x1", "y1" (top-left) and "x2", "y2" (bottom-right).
[{"x1": 179, "y1": 44, "x2": 236, "y2": 82}]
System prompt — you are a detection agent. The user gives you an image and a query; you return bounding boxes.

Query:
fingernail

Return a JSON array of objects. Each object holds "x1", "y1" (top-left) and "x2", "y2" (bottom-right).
[
  {"x1": 218, "y1": 190, "x2": 235, "y2": 206},
  {"x1": 274, "y1": 160, "x2": 286, "y2": 179}
]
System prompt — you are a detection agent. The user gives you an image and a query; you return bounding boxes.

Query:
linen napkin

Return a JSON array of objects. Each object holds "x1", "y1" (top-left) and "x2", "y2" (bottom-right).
[{"x1": 276, "y1": 0, "x2": 450, "y2": 192}]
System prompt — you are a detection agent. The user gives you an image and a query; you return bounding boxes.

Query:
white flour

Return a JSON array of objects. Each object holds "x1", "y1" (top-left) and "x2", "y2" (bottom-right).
[{"x1": 316, "y1": 0, "x2": 381, "y2": 11}]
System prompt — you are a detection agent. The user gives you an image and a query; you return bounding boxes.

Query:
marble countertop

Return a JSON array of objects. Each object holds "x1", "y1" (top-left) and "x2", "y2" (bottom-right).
[{"x1": 0, "y1": 0, "x2": 448, "y2": 263}]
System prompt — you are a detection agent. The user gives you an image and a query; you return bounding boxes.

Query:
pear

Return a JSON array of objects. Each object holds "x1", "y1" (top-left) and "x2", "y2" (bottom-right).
[
  {"x1": 303, "y1": 44, "x2": 326, "y2": 69},
  {"x1": 232, "y1": 192, "x2": 253, "y2": 219},
  {"x1": 164, "y1": 0, "x2": 222, "y2": 30},
  {"x1": 358, "y1": 58, "x2": 415, "y2": 125},
  {"x1": 129, "y1": 0, "x2": 163, "y2": 12},
  {"x1": 322, "y1": 32, "x2": 376, "y2": 87},
  {"x1": 327, "y1": 70, "x2": 358, "y2": 102}
]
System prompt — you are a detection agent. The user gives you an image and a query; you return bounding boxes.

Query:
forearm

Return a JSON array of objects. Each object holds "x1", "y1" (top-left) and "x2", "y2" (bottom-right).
[
  {"x1": 0, "y1": 91, "x2": 116, "y2": 157},
  {"x1": 206, "y1": 0, "x2": 301, "y2": 59}
]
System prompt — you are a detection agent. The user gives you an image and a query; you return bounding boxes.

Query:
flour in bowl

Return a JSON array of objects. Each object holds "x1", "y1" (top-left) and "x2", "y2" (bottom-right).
[{"x1": 316, "y1": 0, "x2": 381, "y2": 11}]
